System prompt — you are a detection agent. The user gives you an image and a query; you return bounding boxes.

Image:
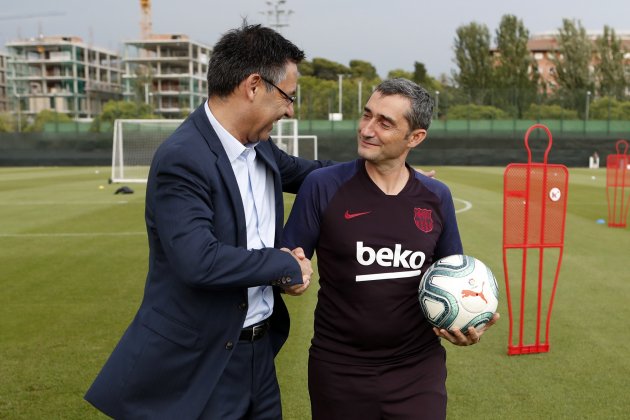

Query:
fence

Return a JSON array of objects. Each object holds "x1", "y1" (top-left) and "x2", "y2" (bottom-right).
[
  {"x1": 0, "y1": 120, "x2": 630, "y2": 167},
  {"x1": 0, "y1": 118, "x2": 619, "y2": 141}
]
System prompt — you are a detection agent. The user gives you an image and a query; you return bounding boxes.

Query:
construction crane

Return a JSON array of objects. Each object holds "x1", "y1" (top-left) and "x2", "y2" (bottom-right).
[
  {"x1": 0, "y1": 10, "x2": 66, "y2": 45},
  {"x1": 140, "y1": 0, "x2": 152, "y2": 39},
  {"x1": 0, "y1": 11, "x2": 65, "y2": 21}
]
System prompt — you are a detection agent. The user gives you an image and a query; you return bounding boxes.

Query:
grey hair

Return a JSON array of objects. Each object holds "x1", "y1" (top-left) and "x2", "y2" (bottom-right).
[{"x1": 374, "y1": 78, "x2": 434, "y2": 131}]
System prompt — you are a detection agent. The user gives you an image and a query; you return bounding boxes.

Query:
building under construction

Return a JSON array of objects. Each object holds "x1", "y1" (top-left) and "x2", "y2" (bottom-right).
[
  {"x1": 122, "y1": 34, "x2": 211, "y2": 118},
  {"x1": 5, "y1": 36, "x2": 123, "y2": 119},
  {"x1": 120, "y1": 0, "x2": 211, "y2": 118},
  {"x1": 0, "y1": 51, "x2": 8, "y2": 112}
]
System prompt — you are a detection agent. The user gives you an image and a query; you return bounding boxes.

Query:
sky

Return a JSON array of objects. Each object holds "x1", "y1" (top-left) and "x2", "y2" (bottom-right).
[{"x1": 1, "y1": 0, "x2": 629, "y2": 79}]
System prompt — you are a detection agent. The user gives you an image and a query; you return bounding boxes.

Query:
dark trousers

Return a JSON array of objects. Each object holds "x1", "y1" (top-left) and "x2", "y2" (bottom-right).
[
  {"x1": 309, "y1": 347, "x2": 447, "y2": 420},
  {"x1": 200, "y1": 333, "x2": 282, "y2": 419}
]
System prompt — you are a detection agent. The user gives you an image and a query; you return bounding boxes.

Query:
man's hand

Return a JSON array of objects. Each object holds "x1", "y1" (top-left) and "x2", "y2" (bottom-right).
[
  {"x1": 416, "y1": 168, "x2": 436, "y2": 178},
  {"x1": 433, "y1": 313, "x2": 500, "y2": 346},
  {"x1": 280, "y1": 247, "x2": 312, "y2": 296}
]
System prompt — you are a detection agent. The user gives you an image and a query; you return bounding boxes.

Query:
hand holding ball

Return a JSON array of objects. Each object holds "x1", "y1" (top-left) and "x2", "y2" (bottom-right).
[{"x1": 419, "y1": 255, "x2": 499, "y2": 334}]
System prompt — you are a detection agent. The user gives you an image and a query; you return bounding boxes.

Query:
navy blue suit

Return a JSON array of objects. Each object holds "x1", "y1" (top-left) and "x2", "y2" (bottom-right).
[{"x1": 85, "y1": 104, "x2": 330, "y2": 419}]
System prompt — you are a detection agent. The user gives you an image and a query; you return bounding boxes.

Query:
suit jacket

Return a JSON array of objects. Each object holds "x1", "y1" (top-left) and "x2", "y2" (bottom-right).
[{"x1": 85, "y1": 104, "x2": 331, "y2": 419}]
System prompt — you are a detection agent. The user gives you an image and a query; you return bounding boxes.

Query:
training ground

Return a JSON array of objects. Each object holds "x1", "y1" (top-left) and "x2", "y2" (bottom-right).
[{"x1": 1, "y1": 166, "x2": 629, "y2": 419}]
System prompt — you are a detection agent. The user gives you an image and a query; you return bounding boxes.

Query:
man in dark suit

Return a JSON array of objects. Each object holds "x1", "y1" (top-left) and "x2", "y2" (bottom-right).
[{"x1": 85, "y1": 24, "x2": 332, "y2": 419}]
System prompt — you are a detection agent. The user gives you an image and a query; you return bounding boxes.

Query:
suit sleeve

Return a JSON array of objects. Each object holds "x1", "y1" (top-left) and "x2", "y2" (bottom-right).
[
  {"x1": 150, "y1": 142, "x2": 303, "y2": 290},
  {"x1": 268, "y1": 139, "x2": 335, "y2": 194}
]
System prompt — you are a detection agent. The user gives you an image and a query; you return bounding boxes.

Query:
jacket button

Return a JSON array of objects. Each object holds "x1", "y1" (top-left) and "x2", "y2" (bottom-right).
[
  {"x1": 225, "y1": 341, "x2": 234, "y2": 350},
  {"x1": 239, "y1": 302, "x2": 247, "y2": 310}
]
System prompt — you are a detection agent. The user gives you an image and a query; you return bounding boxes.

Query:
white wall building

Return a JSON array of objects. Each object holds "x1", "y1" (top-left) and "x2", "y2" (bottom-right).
[
  {"x1": 6, "y1": 36, "x2": 123, "y2": 119},
  {"x1": 123, "y1": 34, "x2": 211, "y2": 118}
]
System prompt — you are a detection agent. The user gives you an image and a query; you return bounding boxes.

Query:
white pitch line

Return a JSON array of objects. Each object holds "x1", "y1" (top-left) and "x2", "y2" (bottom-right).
[
  {"x1": 0, "y1": 201, "x2": 131, "y2": 205},
  {"x1": 2, "y1": 200, "x2": 472, "y2": 237},
  {"x1": 0, "y1": 232, "x2": 145, "y2": 238},
  {"x1": 454, "y1": 198, "x2": 473, "y2": 213}
]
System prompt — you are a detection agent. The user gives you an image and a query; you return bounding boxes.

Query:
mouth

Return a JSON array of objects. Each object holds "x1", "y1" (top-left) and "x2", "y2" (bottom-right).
[{"x1": 359, "y1": 137, "x2": 379, "y2": 147}]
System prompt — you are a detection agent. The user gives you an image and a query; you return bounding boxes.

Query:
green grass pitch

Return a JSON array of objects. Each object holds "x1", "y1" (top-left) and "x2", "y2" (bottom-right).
[{"x1": 1, "y1": 166, "x2": 629, "y2": 419}]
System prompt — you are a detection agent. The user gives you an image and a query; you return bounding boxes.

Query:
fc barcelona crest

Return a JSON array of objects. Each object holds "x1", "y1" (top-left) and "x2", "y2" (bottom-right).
[{"x1": 414, "y1": 208, "x2": 433, "y2": 233}]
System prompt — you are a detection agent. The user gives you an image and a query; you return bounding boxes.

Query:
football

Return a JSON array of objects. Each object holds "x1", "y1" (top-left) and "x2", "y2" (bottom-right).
[{"x1": 418, "y1": 255, "x2": 499, "y2": 333}]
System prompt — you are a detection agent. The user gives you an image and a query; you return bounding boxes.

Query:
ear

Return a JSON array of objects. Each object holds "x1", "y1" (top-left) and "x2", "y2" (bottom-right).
[
  {"x1": 407, "y1": 128, "x2": 428, "y2": 148},
  {"x1": 242, "y1": 74, "x2": 263, "y2": 101}
]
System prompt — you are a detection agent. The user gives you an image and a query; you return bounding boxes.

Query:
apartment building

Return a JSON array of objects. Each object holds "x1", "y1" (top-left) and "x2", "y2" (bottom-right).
[
  {"x1": 488, "y1": 31, "x2": 630, "y2": 94},
  {"x1": 528, "y1": 31, "x2": 630, "y2": 90},
  {"x1": 0, "y1": 51, "x2": 8, "y2": 112},
  {"x1": 6, "y1": 36, "x2": 123, "y2": 119},
  {"x1": 123, "y1": 34, "x2": 211, "y2": 118}
]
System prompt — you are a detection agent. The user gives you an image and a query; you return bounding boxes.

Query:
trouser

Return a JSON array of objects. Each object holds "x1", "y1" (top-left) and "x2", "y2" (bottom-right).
[
  {"x1": 309, "y1": 347, "x2": 447, "y2": 420},
  {"x1": 200, "y1": 331, "x2": 281, "y2": 419}
]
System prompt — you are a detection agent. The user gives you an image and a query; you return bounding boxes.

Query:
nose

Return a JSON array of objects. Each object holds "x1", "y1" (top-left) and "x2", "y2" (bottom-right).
[
  {"x1": 359, "y1": 118, "x2": 375, "y2": 139},
  {"x1": 284, "y1": 102, "x2": 295, "y2": 118}
]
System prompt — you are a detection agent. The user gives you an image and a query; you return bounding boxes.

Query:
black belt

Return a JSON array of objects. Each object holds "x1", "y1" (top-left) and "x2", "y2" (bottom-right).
[{"x1": 239, "y1": 320, "x2": 270, "y2": 342}]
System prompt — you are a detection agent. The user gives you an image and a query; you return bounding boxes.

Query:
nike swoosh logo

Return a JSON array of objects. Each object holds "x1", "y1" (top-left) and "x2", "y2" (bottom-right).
[{"x1": 344, "y1": 210, "x2": 372, "y2": 220}]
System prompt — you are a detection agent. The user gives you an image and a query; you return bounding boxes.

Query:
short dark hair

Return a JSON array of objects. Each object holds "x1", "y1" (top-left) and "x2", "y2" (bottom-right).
[
  {"x1": 206, "y1": 24, "x2": 305, "y2": 97},
  {"x1": 375, "y1": 78, "x2": 434, "y2": 131}
]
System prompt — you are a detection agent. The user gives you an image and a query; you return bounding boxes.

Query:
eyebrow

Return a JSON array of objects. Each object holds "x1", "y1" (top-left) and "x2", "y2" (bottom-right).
[{"x1": 364, "y1": 106, "x2": 396, "y2": 126}]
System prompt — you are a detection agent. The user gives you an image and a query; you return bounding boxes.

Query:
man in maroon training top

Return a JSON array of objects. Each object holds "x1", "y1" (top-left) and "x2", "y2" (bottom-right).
[{"x1": 283, "y1": 78, "x2": 499, "y2": 420}]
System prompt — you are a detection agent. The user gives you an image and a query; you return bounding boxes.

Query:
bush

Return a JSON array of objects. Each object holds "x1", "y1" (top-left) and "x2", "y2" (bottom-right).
[
  {"x1": 589, "y1": 97, "x2": 630, "y2": 120},
  {"x1": 24, "y1": 110, "x2": 73, "y2": 132},
  {"x1": 523, "y1": 104, "x2": 578, "y2": 120},
  {"x1": 447, "y1": 104, "x2": 508, "y2": 119},
  {"x1": 0, "y1": 113, "x2": 13, "y2": 132},
  {"x1": 91, "y1": 100, "x2": 158, "y2": 131}
]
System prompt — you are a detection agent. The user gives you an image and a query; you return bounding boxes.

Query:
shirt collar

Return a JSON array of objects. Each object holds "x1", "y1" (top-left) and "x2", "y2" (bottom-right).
[{"x1": 204, "y1": 101, "x2": 259, "y2": 163}]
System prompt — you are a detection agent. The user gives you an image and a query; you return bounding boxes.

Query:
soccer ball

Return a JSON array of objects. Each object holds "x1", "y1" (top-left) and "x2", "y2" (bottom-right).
[{"x1": 418, "y1": 255, "x2": 498, "y2": 333}]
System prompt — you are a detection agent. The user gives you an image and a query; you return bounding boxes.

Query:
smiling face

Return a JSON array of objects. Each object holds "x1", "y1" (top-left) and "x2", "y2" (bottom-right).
[
  {"x1": 249, "y1": 61, "x2": 298, "y2": 142},
  {"x1": 357, "y1": 91, "x2": 427, "y2": 167}
]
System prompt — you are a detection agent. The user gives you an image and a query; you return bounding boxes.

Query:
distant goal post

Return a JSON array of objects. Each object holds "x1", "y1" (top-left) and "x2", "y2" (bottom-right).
[
  {"x1": 111, "y1": 118, "x2": 318, "y2": 183},
  {"x1": 111, "y1": 119, "x2": 183, "y2": 183},
  {"x1": 272, "y1": 118, "x2": 318, "y2": 161}
]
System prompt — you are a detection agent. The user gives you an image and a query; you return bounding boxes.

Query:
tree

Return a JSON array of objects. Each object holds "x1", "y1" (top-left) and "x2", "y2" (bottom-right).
[
  {"x1": 413, "y1": 62, "x2": 429, "y2": 85},
  {"x1": 295, "y1": 75, "x2": 338, "y2": 119},
  {"x1": 24, "y1": 110, "x2": 73, "y2": 132},
  {"x1": 387, "y1": 69, "x2": 414, "y2": 80},
  {"x1": 453, "y1": 22, "x2": 494, "y2": 105},
  {"x1": 595, "y1": 26, "x2": 627, "y2": 100},
  {"x1": 100, "y1": 100, "x2": 156, "y2": 122},
  {"x1": 90, "y1": 100, "x2": 157, "y2": 131},
  {"x1": 310, "y1": 58, "x2": 351, "y2": 80},
  {"x1": 0, "y1": 113, "x2": 13, "y2": 132},
  {"x1": 493, "y1": 14, "x2": 540, "y2": 117},
  {"x1": 298, "y1": 60, "x2": 314, "y2": 77},
  {"x1": 349, "y1": 60, "x2": 378, "y2": 80},
  {"x1": 129, "y1": 65, "x2": 154, "y2": 104},
  {"x1": 551, "y1": 19, "x2": 593, "y2": 115},
  {"x1": 412, "y1": 62, "x2": 441, "y2": 92}
]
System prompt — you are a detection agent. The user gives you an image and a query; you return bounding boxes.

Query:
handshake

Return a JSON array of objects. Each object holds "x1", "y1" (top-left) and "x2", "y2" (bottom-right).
[{"x1": 279, "y1": 247, "x2": 312, "y2": 296}]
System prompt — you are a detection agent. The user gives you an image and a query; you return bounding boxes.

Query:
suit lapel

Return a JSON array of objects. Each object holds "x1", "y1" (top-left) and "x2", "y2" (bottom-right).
[{"x1": 190, "y1": 105, "x2": 248, "y2": 246}]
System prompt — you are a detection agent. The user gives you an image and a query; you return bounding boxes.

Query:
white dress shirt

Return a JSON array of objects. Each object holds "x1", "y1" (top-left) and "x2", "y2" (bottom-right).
[{"x1": 205, "y1": 102, "x2": 276, "y2": 327}]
